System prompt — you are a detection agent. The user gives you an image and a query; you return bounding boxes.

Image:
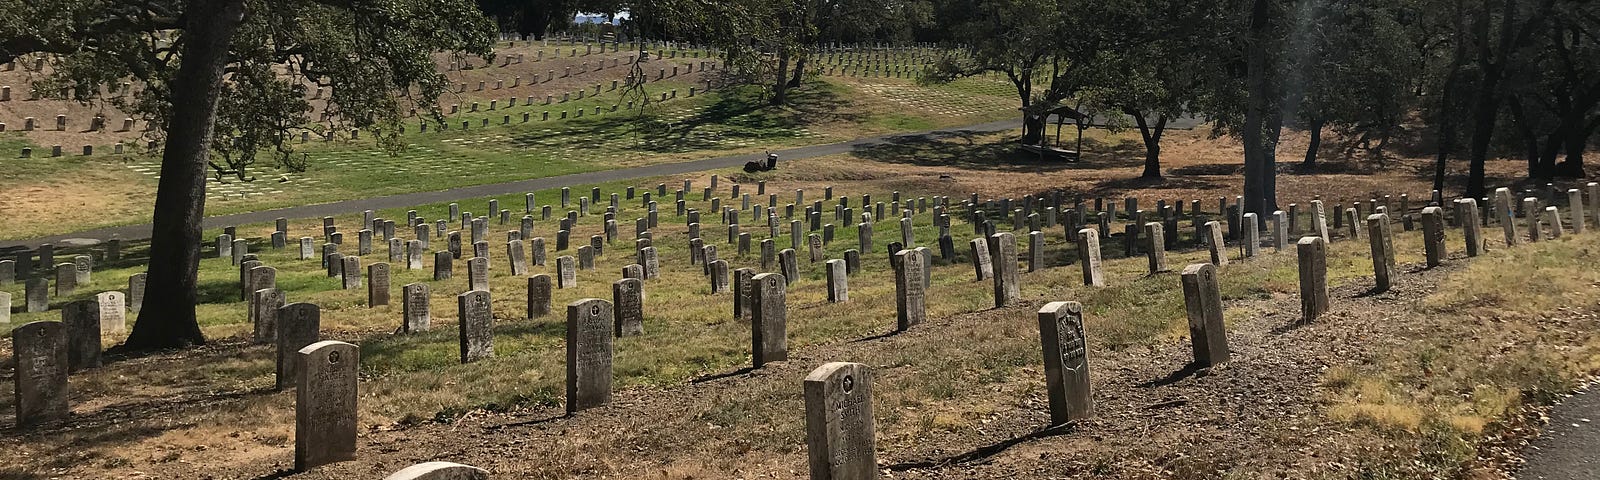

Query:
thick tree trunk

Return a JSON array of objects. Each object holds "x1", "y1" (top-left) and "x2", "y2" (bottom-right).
[
  {"x1": 788, "y1": 57, "x2": 806, "y2": 88},
  {"x1": 120, "y1": 0, "x2": 246, "y2": 351},
  {"x1": 1242, "y1": 0, "x2": 1275, "y2": 220},
  {"x1": 1132, "y1": 112, "x2": 1166, "y2": 178},
  {"x1": 772, "y1": 49, "x2": 790, "y2": 105},
  {"x1": 1556, "y1": 124, "x2": 1589, "y2": 177},
  {"x1": 1465, "y1": 80, "x2": 1500, "y2": 199},
  {"x1": 1021, "y1": 114, "x2": 1046, "y2": 145},
  {"x1": 1303, "y1": 116, "x2": 1324, "y2": 165}
]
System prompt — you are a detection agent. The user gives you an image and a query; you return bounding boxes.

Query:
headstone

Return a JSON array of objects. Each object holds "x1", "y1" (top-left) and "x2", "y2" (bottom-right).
[
  {"x1": 0, "y1": 292, "x2": 9, "y2": 324},
  {"x1": 613, "y1": 278, "x2": 644, "y2": 336},
  {"x1": 12, "y1": 321, "x2": 69, "y2": 427},
  {"x1": 1367, "y1": 214, "x2": 1395, "y2": 292},
  {"x1": 294, "y1": 340, "x2": 359, "y2": 471},
  {"x1": 1459, "y1": 199, "x2": 1483, "y2": 257},
  {"x1": 1143, "y1": 222, "x2": 1168, "y2": 273},
  {"x1": 825, "y1": 259, "x2": 848, "y2": 303},
  {"x1": 341, "y1": 256, "x2": 362, "y2": 290},
  {"x1": 71, "y1": 255, "x2": 91, "y2": 285},
  {"x1": 1180, "y1": 264, "x2": 1230, "y2": 366},
  {"x1": 1037, "y1": 301, "x2": 1092, "y2": 424},
  {"x1": 803, "y1": 362, "x2": 876, "y2": 479},
  {"x1": 1081, "y1": 227, "x2": 1107, "y2": 286},
  {"x1": 457, "y1": 290, "x2": 493, "y2": 362},
  {"x1": 779, "y1": 248, "x2": 799, "y2": 284},
  {"x1": 401, "y1": 283, "x2": 430, "y2": 333},
  {"x1": 276, "y1": 303, "x2": 321, "y2": 389},
  {"x1": 1420, "y1": 206, "x2": 1446, "y2": 268},
  {"x1": 989, "y1": 233, "x2": 1020, "y2": 307},
  {"x1": 433, "y1": 251, "x2": 454, "y2": 280},
  {"x1": 969, "y1": 238, "x2": 992, "y2": 281},
  {"x1": 526, "y1": 274, "x2": 553, "y2": 319},
  {"x1": 1297, "y1": 237, "x2": 1329, "y2": 323},
  {"x1": 382, "y1": 462, "x2": 490, "y2": 480},
  {"x1": 894, "y1": 250, "x2": 925, "y2": 331},
  {"x1": 752, "y1": 273, "x2": 788, "y2": 367},
  {"x1": 25, "y1": 278, "x2": 47, "y2": 312},
  {"x1": 1205, "y1": 221, "x2": 1228, "y2": 266},
  {"x1": 557, "y1": 256, "x2": 577, "y2": 288},
  {"x1": 467, "y1": 257, "x2": 489, "y2": 292},
  {"x1": 566, "y1": 298, "x2": 614, "y2": 413},
  {"x1": 366, "y1": 263, "x2": 391, "y2": 306},
  {"x1": 95, "y1": 291, "x2": 126, "y2": 334},
  {"x1": 54, "y1": 263, "x2": 75, "y2": 297},
  {"x1": 62, "y1": 299, "x2": 101, "y2": 371}
]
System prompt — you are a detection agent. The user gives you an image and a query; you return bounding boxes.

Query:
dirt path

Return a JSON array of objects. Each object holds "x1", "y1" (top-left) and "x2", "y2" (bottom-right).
[{"x1": 0, "y1": 120, "x2": 1021, "y2": 251}]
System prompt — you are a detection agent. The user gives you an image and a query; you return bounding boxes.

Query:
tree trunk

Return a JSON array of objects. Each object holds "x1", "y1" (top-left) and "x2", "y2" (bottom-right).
[
  {"x1": 1021, "y1": 114, "x2": 1046, "y2": 145},
  {"x1": 1132, "y1": 111, "x2": 1166, "y2": 178},
  {"x1": 1303, "y1": 116, "x2": 1324, "y2": 165},
  {"x1": 788, "y1": 56, "x2": 806, "y2": 88},
  {"x1": 1556, "y1": 123, "x2": 1589, "y2": 177},
  {"x1": 1465, "y1": 79, "x2": 1500, "y2": 199},
  {"x1": 1242, "y1": 0, "x2": 1275, "y2": 219},
  {"x1": 120, "y1": 0, "x2": 247, "y2": 351},
  {"x1": 772, "y1": 49, "x2": 790, "y2": 106}
]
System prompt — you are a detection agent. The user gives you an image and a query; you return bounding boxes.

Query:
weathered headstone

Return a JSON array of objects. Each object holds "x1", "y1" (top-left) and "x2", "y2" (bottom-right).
[
  {"x1": 779, "y1": 248, "x2": 799, "y2": 284},
  {"x1": 894, "y1": 250, "x2": 925, "y2": 331},
  {"x1": 752, "y1": 273, "x2": 788, "y2": 367},
  {"x1": 61, "y1": 299, "x2": 101, "y2": 371},
  {"x1": 1297, "y1": 237, "x2": 1329, "y2": 323},
  {"x1": 341, "y1": 256, "x2": 362, "y2": 290},
  {"x1": 71, "y1": 255, "x2": 91, "y2": 285},
  {"x1": 276, "y1": 303, "x2": 321, "y2": 389},
  {"x1": 566, "y1": 298, "x2": 614, "y2": 413},
  {"x1": 969, "y1": 238, "x2": 992, "y2": 281},
  {"x1": 433, "y1": 251, "x2": 454, "y2": 281},
  {"x1": 54, "y1": 263, "x2": 75, "y2": 297},
  {"x1": 612, "y1": 278, "x2": 644, "y2": 336},
  {"x1": 1459, "y1": 199, "x2": 1483, "y2": 257},
  {"x1": 294, "y1": 340, "x2": 359, "y2": 471},
  {"x1": 1143, "y1": 222, "x2": 1168, "y2": 273},
  {"x1": 1367, "y1": 214, "x2": 1395, "y2": 292},
  {"x1": 253, "y1": 288, "x2": 286, "y2": 343},
  {"x1": 458, "y1": 290, "x2": 493, "y2": 363},
  {"x1": 12, "y1": 321, "x2": 69, "y2": 427},
  {"x1": 527, "y1": 274, "x2": 552, "y2": 318},
  {"x1": 989, "y1": 233, "x2": 1020, "y2": 307},
  {"x1": 804, "y1": 362, "x2": 876, "y2": 480},
  {"x1": 0, "y1": 292, "x2": 10, "y2": 324},
  {"x1": 467, "y1": 257, "x2": 489, "y2": 292},
  {"x1": 26, "y1": 278, "x2": 48, "y2": 312},
  {"x1": 402, "y1": 283, "x2": 430, "y2": 332},
  {"x1": 825, "y1": 259, "x2": 848, "y2": 303},
  {"x1": 557, "y1": 255, "x2": 577, "y2": 288},
  {"x1": 1180, "y1": 264, "x2": 1230, "y2": 366},
  {"x1": 1421, "y1": 206, "x2": 1446, "y2": 268},
  {"x1": 366, "y1": 263, "x2": 391, "y2": 306},
  {"x1": 382, "y1": 462, "x2": 490, "y2": 480},
  {"x1": 1037, "y1": 301, "x2": 1092, "y2": 424}
]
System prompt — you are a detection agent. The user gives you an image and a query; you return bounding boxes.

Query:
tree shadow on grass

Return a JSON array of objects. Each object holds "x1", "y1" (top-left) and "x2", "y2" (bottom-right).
[
  {"x1": 885, "y1": 422, "x2": 1080, "y2": 471},
  {"x1": 849, "y1": 131, "x2": 1149, "y2": 174}
]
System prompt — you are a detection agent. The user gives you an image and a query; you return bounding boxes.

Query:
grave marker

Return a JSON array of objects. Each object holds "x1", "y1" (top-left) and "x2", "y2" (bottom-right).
[
  {"x1": 12, "y1": 321, "x2": 68, "y2": 427},
  {"x1": 62, "y1": 299, "x2": 101, "y2": 371},
  {"x1": 566, "y1": 298, "x2": 614, "y2": 413},
  {"x1": 1180, "y1": 264, "x2": 1230, "y2": 366},
  {"x1": 294, "y1": 340, "x2": 358, "y2": 471},
  {"x1": 1298, "y1": 237, "x2": 1330, "y2": 323},
  {"x1": 1038, "y1": 301, "x2": 1092, "y2": 424},
  {"x1": 989, "y1": 233, "x2": 1020, "y2": 307},
  {"x1": 894, "y1": 250, "x2": 925, "y2": 331},
  {"x1": 752, "y1": 273, "x2": 788, "y2": 367},
  {"x1": 803, "y1": 362, "x2": 875, "y2": 480},
  {"x1": 458, "y1": 290, "x2": 494, "y2": 362},
  {"x1": 276, "y1": 303, "x2": 321, "y2": 389}
]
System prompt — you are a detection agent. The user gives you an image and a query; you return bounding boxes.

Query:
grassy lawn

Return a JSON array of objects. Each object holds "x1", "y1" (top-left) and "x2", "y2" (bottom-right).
[{"x1": 0, "y1": 72, "x2": 1020, "y2": 241}]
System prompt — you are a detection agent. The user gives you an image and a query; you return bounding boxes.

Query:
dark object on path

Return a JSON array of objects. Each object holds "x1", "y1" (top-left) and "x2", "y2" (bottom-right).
[{"x1": 744, "y1": 152, "x2": 780, "y2": 173}]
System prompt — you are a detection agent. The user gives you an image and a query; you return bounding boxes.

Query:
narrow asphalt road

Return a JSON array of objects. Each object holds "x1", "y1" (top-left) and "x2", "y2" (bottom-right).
[
  {"x1": 1517, "y1": 385, "x2": 1600, "y2": 479},
  {"x1": 0, "y1": 119, "x2": 1021, "y2": 250}
]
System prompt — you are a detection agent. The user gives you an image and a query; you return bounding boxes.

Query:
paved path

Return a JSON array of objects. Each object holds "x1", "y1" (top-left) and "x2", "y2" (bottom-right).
[
  {"x1": 0, "y1": 119, "x2": 1021, "y2": 250},
  {"x1": 1517, "y1": 385, "x2": 1600, "y2": 479}
]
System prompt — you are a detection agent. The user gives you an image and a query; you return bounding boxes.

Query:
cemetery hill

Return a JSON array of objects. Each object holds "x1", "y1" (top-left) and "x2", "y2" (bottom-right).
[{"x1": 0, "y1": 0, "x2": 1599, "y2": 478}]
